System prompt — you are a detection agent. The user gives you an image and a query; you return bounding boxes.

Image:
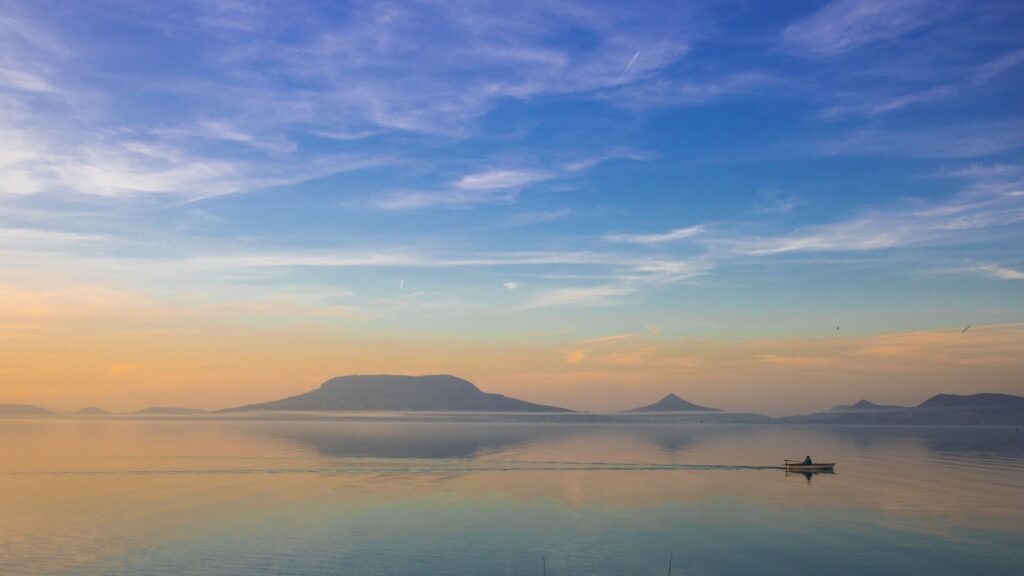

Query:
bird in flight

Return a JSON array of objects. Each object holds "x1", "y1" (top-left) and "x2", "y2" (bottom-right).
[{"x1": 962, "y1": 325, "x2": 970, "y2": 333}]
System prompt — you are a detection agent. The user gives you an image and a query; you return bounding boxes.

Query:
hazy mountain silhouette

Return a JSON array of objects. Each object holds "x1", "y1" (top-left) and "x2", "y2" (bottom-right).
[
  {"x1": 784, "y1": 393, "x2": 1024, "y2": 425},
  {"x1": 830, "y1": 399, "x2": 905, "y2": 412},
  {"x1": 75, "y1": 406, "x2": 110, "y2": 415},
  {"x1": 0, "y1": 404, "x2": 53, "y2": 415},
  {"x1": 135, "y1": 406, "x2": 208, "y2": 415},
  {"x1": 917, "y1": 393, "x2": 1024, "y2": 409},
  {"x1": 623, "y1": 393, "x2": 721, "y2": 413},
  {"x1": 226, "y1": 375, "x2": 572, "y2": 412}
]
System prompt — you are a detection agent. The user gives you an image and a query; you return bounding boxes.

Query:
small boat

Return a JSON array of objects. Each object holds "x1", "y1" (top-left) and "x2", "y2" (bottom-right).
[{"x1": 784, "y1": 459, "x2": 835, "y2": 472}]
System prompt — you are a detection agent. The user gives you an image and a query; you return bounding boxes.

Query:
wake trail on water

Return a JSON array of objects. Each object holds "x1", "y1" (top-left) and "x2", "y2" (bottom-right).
[{"x1": 2, "y1": 461, "x2": 788, "y2": 476}]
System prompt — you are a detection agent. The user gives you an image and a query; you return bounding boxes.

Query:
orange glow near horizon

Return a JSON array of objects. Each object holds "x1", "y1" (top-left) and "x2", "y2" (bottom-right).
[{"x1": 2, "y1": 283, "x2": 1022, "y2": 415}]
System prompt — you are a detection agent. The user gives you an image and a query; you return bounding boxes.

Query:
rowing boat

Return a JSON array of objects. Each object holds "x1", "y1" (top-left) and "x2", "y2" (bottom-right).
[{"x1": 784, "y1": 460, "x2": 835, "y2": 472}]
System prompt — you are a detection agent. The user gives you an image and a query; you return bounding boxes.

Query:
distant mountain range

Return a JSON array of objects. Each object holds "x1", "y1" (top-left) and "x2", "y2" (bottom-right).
[
  {"x1": 622, "y1": 393, "x2": 721, "y2": 413},
  {"x1": 784, "y1": 393, "x2": 1024, "y2": 425},
  {"x1": 135, "y1": 407, "x2": 208, "y2": 415},
  {"x1": 3, "y1": 379, "x2": 1022, "y2": 425},
  {"x1": 829, "y1": 399, "x2": 905, "y2": 412},
  {"x1": 225, "y1": 374, "x2": 571, "y2": 413},
  {"x1": 918, "y1": 393, "x2": 1024, "y2": 409},
  {"x1": 0, "y1": 404, "x2": 53, "y2": 415}
]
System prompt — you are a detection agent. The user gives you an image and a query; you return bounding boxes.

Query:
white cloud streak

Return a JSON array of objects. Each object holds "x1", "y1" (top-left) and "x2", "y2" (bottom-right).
[
  {"x1": 722, "y1": 174, "x2": 1024, "y2": 255},
  {"x1": 2, "y1": 2, "x2": 696, "y2": 201},
  {"x1": 502, "y1": 209, "x2": 572, "y2": 227},
  {"x1": 823, "y1": 49, "x2": 1024, "y2": 118},
  {"x1": 811, "y1": 121, "x2": 1024, "y2": 159},
  {"x1": 455, "y1": 170, "x2": 552, "y2": 190},
  {"x1": 971, "y1": 264, "x2": 1024, "y2": 281},
  {"x1": 782, "y1": 0, "x2": 949, "y2": 56},
  {"x1": 605, "y1": 225, "x2": 704, "y2": 245},
  {"x1": 373, "y1": 188, "x2": 518, "y2": 210},
  {"x1": 376, "y1": 151, "x2": 655, "y2": 210},
  {"x1": 522, "y1": 284, "x2": 639, "y2": 309}
]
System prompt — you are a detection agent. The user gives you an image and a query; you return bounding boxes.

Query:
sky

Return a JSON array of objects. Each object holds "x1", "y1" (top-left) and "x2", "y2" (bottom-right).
[{"x1": 1, "y1": 0, "x2": 1023, "y2": 415}]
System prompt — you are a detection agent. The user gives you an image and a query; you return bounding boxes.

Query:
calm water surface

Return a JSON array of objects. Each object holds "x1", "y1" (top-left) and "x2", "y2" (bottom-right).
[{"x1": 1, "y1": 418, "x2": 1022, "y2": 575}]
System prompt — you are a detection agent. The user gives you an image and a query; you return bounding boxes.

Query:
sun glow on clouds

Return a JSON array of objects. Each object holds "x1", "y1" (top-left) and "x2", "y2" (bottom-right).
[
  {"x1": 0, "y1": 0, "x2": 1022, "y2": 410},
  {"x1": 4, "y1": 280, "x2": 1020, "y2": 414}
]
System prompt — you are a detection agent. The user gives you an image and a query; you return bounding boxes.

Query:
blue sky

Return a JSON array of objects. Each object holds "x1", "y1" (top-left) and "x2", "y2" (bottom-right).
[{"x1": 1, "y1": 0, "x2": 1023, "y2": 411}]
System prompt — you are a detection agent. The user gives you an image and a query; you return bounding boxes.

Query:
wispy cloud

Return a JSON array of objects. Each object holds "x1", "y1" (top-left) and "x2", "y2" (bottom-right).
[
  {"x1": 523, "y1": 283, "x2": 639, "y2": 309},
  {"x1": 0, "y1": 2, "x2": 696, "y2": 201},
  {"x1": 183, "y1": 250, "x2": 702, "y2": 274},
  {"x1": 154, "y1": 120, "x2": 298, "y2": 155},
  {"x1": 969, "y1": 264, "x2": 1024, "y2": 281},
  {"x1": 605, "y1": 225, "x2": 704, "y2": 245},
  {"x1": 782, "y1": 0, "x2": 951, "y2": 56},
  {"x1": 562, "y1": 150, "x2": 659, "y2": 173},
  {"x1": 0, "y1": 37, "x2": 388, "y2": 200},
  {"x1": 612, "y1": 72, "x2": 775, "y2": 107},
  {"x1": 194, "y1": 0, "x2": 266, "y2": 31},
  {"x1": 373, "y1": 188, "x2": 518, "y2": 210},
  {"x1": 934, "y1": 164, "x2": 1022, "y2": 179},
  {"x1": 0, "y1": 227, "x2": 109, "y2": 244},
  {"x1": 0, "y1": 116, "x2": 388, "y2": 198},
  {"x1": 377, "y1": 151, "x2": 654, "y2": 210},
  {"x1": 754, "y1": 189, "x2": 803, "y2": 214},
  {"x1": 580, "y1": 333, "x2": 637, "y2": 346},
  {"x1": 455, "y1": 169, "x2": 552, "y2": 190},
  {"x1": 722, "y1": 175, "x2": 1024, "y2": 255},
  {"x1": 97, "y1": 246, "x2": 714, "y2": 311},
  {"x1": 521, "y1": 257, "x2": 710, "y2": 309},
  {"x1": 251, "y1": 1, "x2": 697, "y2": 134},
  {"x1": 502, "y1": 209, "x2": 572, "y2": 227},
  {"x1": 811, "y1": 121, "x2": 1024, "y2": 159},
  {"x1": 823, "y1": 49, "x2": 1024, "y2": 118},
  {"x1": 562, "y1": 332, "x2": 638, "y2": 365},
  {"x1": 0, "y1": 64, "x2": 57, "y2": 93}
]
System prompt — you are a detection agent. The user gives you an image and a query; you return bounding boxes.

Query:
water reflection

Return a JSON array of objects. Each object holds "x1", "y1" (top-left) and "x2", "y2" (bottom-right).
[
  {"x1": 240, "y1": 419, "x2": 1024, "y2": 467},
  {"x1": 808, "y1": 425, "x2": 1024, "y2": 459},
  {"x1": 247, "y1": 420, "x2": 587, "y2": 459},
  {"x1": 786, "y1": 469, "x2": 836, "y2": 483},
  {"x1": 0, "y1": 418, "x2": 1021, "y2": 576}
]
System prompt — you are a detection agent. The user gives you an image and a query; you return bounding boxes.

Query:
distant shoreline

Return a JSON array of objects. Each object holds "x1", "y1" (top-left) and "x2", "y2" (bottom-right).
[{"x1": 2, "y1": 411, "x2": 1021, "y2": 427}]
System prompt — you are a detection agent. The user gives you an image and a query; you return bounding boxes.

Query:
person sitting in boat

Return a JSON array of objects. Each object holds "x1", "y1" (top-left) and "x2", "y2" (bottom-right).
[{"x1": 802, "y1": 455, "x2": 812, "y2": 465}]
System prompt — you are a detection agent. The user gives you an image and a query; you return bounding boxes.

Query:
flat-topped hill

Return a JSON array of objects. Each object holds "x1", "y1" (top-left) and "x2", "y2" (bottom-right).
[{"x1": 226, "y1": 374, "x2": 571, "y2": 412}]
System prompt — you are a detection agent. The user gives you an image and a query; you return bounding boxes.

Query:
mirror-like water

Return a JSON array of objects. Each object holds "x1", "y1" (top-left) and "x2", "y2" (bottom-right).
[{"x1": 1, "y1": 418, "x2": 1021, "y2": 575}]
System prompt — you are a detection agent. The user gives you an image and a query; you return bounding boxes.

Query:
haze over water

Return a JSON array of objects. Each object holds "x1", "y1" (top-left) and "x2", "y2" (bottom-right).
[
  {"x1": 2, "y1": 417, "x2": 1021, "y2": 575},
  {"x1": 3, "y1": 1, "x2": 1023, "y2": 574}
]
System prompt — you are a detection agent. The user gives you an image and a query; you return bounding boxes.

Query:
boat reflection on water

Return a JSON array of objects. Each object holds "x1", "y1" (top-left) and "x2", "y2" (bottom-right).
[{"x1": 786, "y1": 469, "x2": 837, "y2": 483}]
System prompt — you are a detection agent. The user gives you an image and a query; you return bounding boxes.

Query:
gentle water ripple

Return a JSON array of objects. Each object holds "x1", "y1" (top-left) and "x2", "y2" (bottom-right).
[
  {"x1": 2, "y1": 461, "x2": 792, "y2": 476},
  {"x1": 1, "y1": 419, "x2": 1021, "y2": 576}
]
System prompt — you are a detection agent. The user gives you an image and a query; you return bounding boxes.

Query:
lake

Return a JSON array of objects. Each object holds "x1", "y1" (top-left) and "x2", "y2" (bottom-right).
[{"x1": 1, "y1": 417, "x2": 1022, "y2": 575}]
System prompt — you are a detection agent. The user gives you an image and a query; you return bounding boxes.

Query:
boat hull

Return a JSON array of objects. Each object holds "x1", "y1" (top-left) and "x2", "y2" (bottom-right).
[{"x1": 784, "y1": 461, "x2": 835, "y2": 472}]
